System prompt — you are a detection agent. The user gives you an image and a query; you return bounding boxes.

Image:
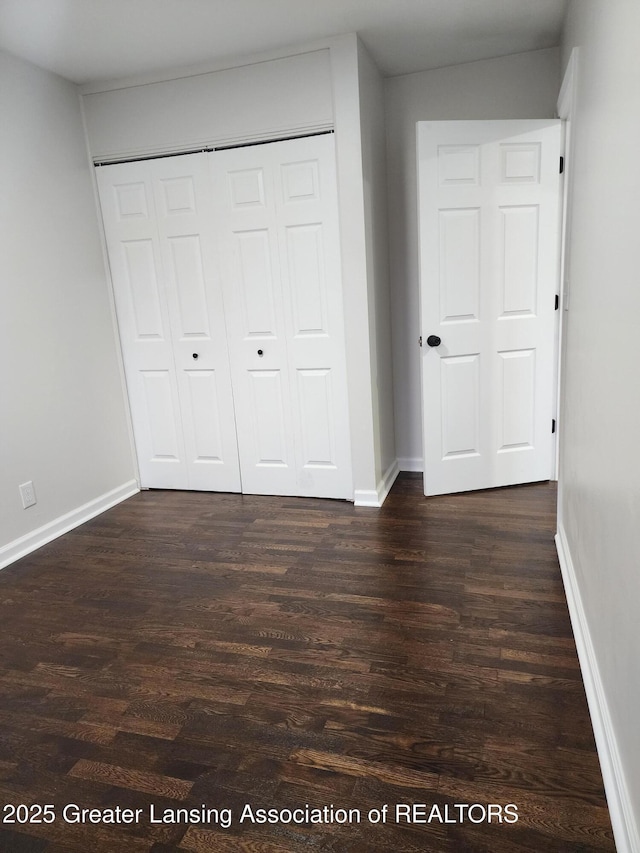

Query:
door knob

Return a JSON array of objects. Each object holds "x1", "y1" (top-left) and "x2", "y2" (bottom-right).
[
  {"x1": 426, "y1": 335, "x2": 441, "y2": 347},
  {"x1": 257, "y1": 349, "x2": 264, "y2": 356},
  {"x1": 192, "y1": 353, "x2": 199, "y2": 359}
]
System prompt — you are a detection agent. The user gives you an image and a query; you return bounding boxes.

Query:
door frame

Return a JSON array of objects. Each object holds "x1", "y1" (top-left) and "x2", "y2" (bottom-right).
[{"x1": 555, "y1": 48, "x2": 580, "y2": 518}]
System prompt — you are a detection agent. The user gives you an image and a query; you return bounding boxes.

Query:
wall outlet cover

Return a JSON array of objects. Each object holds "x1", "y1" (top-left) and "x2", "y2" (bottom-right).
[{"x1": 19, "y1": 481, "x2": 37, "y2": 509}]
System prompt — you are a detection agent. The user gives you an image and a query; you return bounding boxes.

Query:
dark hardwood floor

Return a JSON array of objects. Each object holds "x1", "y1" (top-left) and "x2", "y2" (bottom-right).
[{"x1": 0, "y1": 474, "x2": 614, "y2": 852}]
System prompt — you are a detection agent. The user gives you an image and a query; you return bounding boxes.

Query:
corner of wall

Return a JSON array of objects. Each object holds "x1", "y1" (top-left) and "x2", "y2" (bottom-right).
[
  {"x1": 329, "y1": 35, "x2": 379, "y2": 499},
  {"x1": 354, "y1": 458, "x2": 399, "y2": 507},
  {"x1": 354, "y1": 36, "x2": 397, "y2": 488}
]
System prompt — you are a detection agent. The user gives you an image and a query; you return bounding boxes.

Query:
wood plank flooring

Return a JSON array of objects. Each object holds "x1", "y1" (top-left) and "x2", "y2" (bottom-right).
[{"x1": 0, "y1": 475, "x2": 614, "y2": 852}]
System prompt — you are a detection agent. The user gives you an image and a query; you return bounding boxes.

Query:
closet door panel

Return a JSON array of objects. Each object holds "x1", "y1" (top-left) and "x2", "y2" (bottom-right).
[
  {"x1": 151, "y1": 154, "x2": 241, "y2": 492},
  {"x1": 274, "y1": 135, "x2": 352, "y2": 498},
  {"x1": 296, "y1": 367, "x2": 335, "y2": 467},
  {"x1": 140, "y1": 370, "x2": 184, "y2": 461},
  {"x1": 212, "y1": 155, "x2": 297, "y2": 495},
  {"x1": 97, "y1": 163, "x2": 189, "y2": 489},
  {"x1": 212, "y1": 135, "x2": 352, "y2": 499},
  {"x1": 97, "y1": 155, "x2": 241, "y2": 492}
]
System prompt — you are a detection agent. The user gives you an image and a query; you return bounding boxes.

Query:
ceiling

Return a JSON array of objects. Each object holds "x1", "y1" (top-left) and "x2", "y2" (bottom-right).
[{"x1": 0, "y1": 0, "x2": 568, "y2": 85}]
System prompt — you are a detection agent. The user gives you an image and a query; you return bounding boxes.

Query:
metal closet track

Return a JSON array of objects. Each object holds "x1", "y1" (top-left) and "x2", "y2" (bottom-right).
[{"x1": 93, "y1": 128, "x2": 334, "y2": 167}]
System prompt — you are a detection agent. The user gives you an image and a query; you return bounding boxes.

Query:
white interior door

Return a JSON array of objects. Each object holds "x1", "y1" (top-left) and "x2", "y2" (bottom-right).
[
  {"x1": 211, "y1": 134, "x2": 352, "y2": 499},
  {"x1": 418, "y1": 120, "x2": 561, "y2": 496},
  {"x1": 97, "y1": 155, "x2": 241, "y2": 492}
]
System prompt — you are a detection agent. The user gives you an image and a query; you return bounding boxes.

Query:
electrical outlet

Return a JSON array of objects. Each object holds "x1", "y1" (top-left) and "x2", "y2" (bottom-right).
[{"x1": 19, "y1": 481, "x2": 37, "y2": 509}]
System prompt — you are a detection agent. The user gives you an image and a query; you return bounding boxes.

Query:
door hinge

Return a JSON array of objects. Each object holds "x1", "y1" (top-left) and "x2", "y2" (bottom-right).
[
  {"x1": 552, "y1": 418, "x2": 557, "y2": 434},
  {"x1": 559, "y1": 156, "x2": 565, "y2": 174},
  {"x1": 555, "y1": 294, "x2": 559, "y2": 310},
  {"x1": 419, "y1": 335, "x2": 423, "y2": 347}
]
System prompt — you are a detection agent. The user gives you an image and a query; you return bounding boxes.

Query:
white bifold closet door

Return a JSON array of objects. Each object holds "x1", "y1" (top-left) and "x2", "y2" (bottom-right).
[
  {"x1": 97, "y1": 134, "x2": 352, "y2": 500},
  {"x1": 211, "y1": 134, "x2": 352, "y2": 499},
  {"x1": 96, "y1": 154, "x2": 241, "y2": 492}
]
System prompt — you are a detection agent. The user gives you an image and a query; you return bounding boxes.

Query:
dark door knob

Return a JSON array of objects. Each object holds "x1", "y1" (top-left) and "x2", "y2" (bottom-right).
[
  {"x1": 426, "y1": 335, "x2": 441, "y2": 347},
  {"x1": 192, "y1": 353, "x2": 199, "y2": 359},
  {"x1": 257, "y1": 349, "x2": 264, "y2": 356}
]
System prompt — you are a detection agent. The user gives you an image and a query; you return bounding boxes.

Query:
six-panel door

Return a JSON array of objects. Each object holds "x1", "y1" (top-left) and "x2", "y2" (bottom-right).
[
  {"x1": 97, "y1": 155, "x2": 242, "y2": 492},
  {"x1": 418, "y1": 120, "x2": 561, "y2": 496},
  {"x1": 211, "y1": 135, "x2": 353, "y2": 499}
]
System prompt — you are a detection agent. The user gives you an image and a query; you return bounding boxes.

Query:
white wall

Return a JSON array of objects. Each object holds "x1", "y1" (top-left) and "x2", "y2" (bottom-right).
[
  {"x1": 82, "y1": 50, "x2": 333, "y2": 161},
  {"x1": 0, "y1": 49, "x2": 136, "y2": 567},
  {"x1": 558, "y1": 3, "x2": 640, "y2": 848},
  {"x1": 327, "y1": 36, "x2": 381, "y2": 503},
  {"x1": 385, "y1": 48, "x2": 561, "y2": 469},
  {"x1": 357, "y1": 39, "x2": 396, "y2": 491}
]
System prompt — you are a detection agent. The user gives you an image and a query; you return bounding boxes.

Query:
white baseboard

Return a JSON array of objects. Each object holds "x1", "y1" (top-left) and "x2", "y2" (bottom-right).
[
  {"x1": 555, "y1": 523, "x2": 640, "y2": 853},
  {"x1": 354, "y1": 459, "x2": 400, "y2": 507},
  {"x1": 397, "y1": 456, "x2": 423, "y2": 472},
  {"x1": 0, "y1": 480, "x2": 140, "y2": 571},
  {"x1": 377, "y1": 458, "x2": 400, "y2": 506}
]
